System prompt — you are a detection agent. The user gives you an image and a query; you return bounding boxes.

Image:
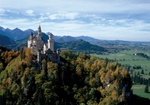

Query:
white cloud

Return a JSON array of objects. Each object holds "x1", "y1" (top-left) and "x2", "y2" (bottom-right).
[
  {"x1": 25, "y1": 10, "x2": 34, "y2": 16},
  {"x1": 0, "y1": 8, "x2": 5, "y2": 15},
  {"x1": 1, "y1": 14, "x2": 150, "y2": 41},
  {"x1": 0, "y1": 0, "x2": 150, "y2": 14},
  {"x1": 48, "y1": 13, "x2": 78, "y2": 20},
  {"x1": 0, "y1": 17, "x2": 38, "y2": 30},
  {"x1": 1, "y1": 0, "x2": 150, "y2": 41}
]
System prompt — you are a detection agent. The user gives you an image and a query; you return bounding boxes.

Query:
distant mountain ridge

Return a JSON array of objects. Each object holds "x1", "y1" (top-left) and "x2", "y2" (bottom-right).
[
  {"x1": 0, "y1": 26, "x2": 101, "y2": 43},
  {"x1": 75, "y1": 36, "x2": 101, "y2": 43},
  {"x1": 55, "y1": 39, "x2": 106, "y2": 53},
  {"x1": 54, "y1": 35, "x2": 101, "y2": 43},
  {"x1": 0, "y1": 26, "x2": 35, "y2": 41},
  {"x1": 0, "y1": 34, "x2": 15, "y2": 48},
  {"x1": 2, "y1": 26, "x2": 150, "y2": 52},
  {"x1": 54, "y1": 36, "x2": 77, "y2": 43}
]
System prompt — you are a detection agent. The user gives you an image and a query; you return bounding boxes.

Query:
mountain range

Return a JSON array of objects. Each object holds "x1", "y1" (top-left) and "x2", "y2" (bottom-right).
[
  {"x1": 0, "y1": 26, "x2": 106, "y2": 52},
  {"x1": 0, "y1": 26, "x2": 100, "y2": 43},
  {"x1": 1, "y1": 26, "x2": 150, "y2": 52},
  {"x1": 0, "y1": 26, "x2": 36, "y2": 41}
]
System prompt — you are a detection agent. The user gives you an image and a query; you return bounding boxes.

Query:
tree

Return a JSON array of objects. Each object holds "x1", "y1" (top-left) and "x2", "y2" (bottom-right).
[
  {"x1": 0, "y1": 49, "x2": 133, "y2": 105},
  {"x1": 141, "y1": 69, "x2": 144, "y2": 74},
  {"x1": 20, "y1": 48, "x2": 24, "y2": 60},
  {"x1": 0, "y1": 62, "x2": 3, "y2": 72},
  {"x1": 145, "y1": 84, "x2": 149, "y2": 93}
]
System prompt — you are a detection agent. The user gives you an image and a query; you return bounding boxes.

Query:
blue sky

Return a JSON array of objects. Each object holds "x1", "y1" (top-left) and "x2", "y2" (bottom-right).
[{"x1": 0, "y1": 0, "x2": 150, "y2": 41}]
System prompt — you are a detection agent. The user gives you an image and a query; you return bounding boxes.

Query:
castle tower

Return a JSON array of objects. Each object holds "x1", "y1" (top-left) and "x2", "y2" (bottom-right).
[
  {"x1": 28, "y1": 32, "x2": 33, "y2": 48},
  {"x1": 48, "y1": 33, "x2": 54, "y2": 52},
  {"x1": 38, "y1": 25, "x2": 42, "y2": 35},
  {"x1": 37, "y1": 50, "x2": 41, "y2": 62},
  {"x1": 43, "y1": 44, "x2": 47, "y2": 54}
]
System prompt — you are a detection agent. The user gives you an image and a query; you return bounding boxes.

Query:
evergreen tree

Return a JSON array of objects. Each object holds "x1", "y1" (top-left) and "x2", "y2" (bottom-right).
[
  {"x1": 141, "y1": 69, "x2": 144, "y2": 74},
  {"x1": 145, "y1": 84, "x2": 149, "y2": 93}
]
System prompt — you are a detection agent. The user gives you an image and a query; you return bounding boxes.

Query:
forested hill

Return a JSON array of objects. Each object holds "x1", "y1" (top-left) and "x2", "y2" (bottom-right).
[
  {"x1": 55, "y1": 39, "x2": 106, "y2": 53},
  {"x1": 0, "y1": 47, "x2": 148, "y2": 104}
]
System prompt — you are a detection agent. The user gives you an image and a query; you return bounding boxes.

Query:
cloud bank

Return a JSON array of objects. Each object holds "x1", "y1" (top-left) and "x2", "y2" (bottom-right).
[{"x1": 0, "y1": 0, "x2": 150, "y2": 41}]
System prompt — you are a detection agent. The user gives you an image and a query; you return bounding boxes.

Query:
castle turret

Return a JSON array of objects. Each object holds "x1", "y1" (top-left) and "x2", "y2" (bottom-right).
[
  {"x1": 48, "y1": 33, "x2": 54, "y2": 52},
  {"x1": 28, "y1": 32, "x2": 33, "y2": 48},
  {"x1": 38, "y1": 25, "x2": 42, "y2": 35}
]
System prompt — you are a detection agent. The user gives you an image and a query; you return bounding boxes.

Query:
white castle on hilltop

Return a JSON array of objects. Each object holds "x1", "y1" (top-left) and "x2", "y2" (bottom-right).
[{"x1": 27, "y1": 25, "x2": 60, "y2": 62}]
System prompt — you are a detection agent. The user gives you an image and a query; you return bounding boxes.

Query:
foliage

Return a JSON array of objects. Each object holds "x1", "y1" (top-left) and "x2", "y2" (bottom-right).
[
  {"x1": 0, "y1": 48, "x2": 133, "y2": 104},
  {"x1": 144, "y1": 84, "x2": 149, "y2": 93},
  {"x1": 136, "y1": 53, "x2": 150, "y2": 59}
]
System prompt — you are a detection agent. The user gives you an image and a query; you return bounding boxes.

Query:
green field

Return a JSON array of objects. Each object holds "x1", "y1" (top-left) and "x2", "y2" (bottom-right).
[
  {"x1": 92, "y1": 50, "x2": 150, "y2": 99},
  {"x1": 132, "y1": 85, "x2": 150, "y2": 99},
  {"x1": 92, "y1": 50, "x2": 150, "y2": 75}
]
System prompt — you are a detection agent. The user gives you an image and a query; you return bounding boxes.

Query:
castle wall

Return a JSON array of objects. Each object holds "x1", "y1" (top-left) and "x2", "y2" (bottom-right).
[{"x1": 28, "y1": 40, "x2": 32, "y2": 48}]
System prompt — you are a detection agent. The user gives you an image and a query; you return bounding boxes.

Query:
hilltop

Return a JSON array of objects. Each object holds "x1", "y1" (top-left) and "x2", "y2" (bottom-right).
[
  {"x1": 0, "y1": 47, "x2": 134, "y2": 105},
  {"x1": 55, "y1": 39, "x2": 106, "y2": 53}
]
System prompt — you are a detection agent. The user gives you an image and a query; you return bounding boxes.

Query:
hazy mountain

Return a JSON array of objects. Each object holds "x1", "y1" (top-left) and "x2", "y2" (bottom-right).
[
  {"x1": 0, "y1": 26, "x2": 8, "y2": 36},
  {"x1": 0, "y1": 26, "x2": 107, "y2": 51},
  {"x1": 54, "y1": 35, "x2": 77, "y2": 43},
  {"x1": 0, "y1": 34, "x2": 15, "y2": 47},
  {"x1": 10, "y1": 28, "x2": 29, "y2": 41},
  {"x1": 0, "y1": 26, "x2": 5, "y2": 34},
  {"x1": 41, "y1": 33, "x2": 49, "y2": 43},
  {"x1": 3, "y1": 26, "x2": 149, "y2": 52},
  {"x1": 24, "y1": 29, "x2": 36, "y2": 35},
  {"x1": 0, "y1": 26, "x2": 102, "y2": 43},
  {"x1": 0, "y1": 26, "x2": 35, "y2": 41},
  {"x1": 53, "y1": 35, "x2": 101, "y2": 43},
  {"x1": 0, "y1": 27, "x2": 13, "y2": 39},
  {"x1": 75, "y1": 35, "x2": 101, "y2": 43}
]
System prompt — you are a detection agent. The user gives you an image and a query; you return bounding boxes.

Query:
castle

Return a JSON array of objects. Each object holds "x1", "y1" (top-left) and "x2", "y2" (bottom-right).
[{"x1": 27, "y1": 25, "x2": 60, "y2": 62}]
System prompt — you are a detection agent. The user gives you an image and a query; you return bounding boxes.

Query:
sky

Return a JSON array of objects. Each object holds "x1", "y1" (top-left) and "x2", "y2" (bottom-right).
[{"x1": 0, "y1": 0, "x2": 150, "y2": 41}]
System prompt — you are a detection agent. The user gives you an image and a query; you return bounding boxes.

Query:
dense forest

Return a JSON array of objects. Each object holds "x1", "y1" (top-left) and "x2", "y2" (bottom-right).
[{"x1": 0, "y1": 46, "x2": 148, "y2": 105}]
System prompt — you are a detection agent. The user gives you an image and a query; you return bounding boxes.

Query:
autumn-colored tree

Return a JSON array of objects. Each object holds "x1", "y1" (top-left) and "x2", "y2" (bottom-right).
[{"x1": 0, "y1": 49, "x2": 133, "y2": 105}]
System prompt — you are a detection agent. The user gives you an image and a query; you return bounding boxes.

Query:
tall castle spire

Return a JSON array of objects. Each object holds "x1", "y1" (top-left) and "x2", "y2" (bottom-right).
[{"x1": 38, "y1": 25, "x2": 42, "y2": 35}]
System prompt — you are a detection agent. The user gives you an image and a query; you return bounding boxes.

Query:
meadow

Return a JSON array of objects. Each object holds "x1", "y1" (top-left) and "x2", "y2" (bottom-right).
[
  {"x1": 92, "y1": 50, "x2": 150, "y2": 75},
  {"x1": 92, "y1": 50, "x2": 150, "y2": 99},
  {"x1": 132, "y1": 85, "x2": 150, "y2": 99}
]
